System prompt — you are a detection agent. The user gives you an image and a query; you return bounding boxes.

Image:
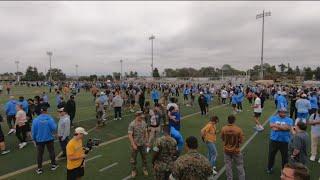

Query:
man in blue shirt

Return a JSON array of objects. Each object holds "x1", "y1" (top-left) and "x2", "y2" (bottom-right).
[
  {"x1": 4, "y1": 96, "x2": 17, "y2": 135},
  {"x1": 32, "y1": 106, "x2": 59, "y2": 174},
  {"x1": 267, "y1": 108, "x2": 293, "y2": 174},
  {"x1": 295, "y1": 94, "x2": 311, "y2": 122},
  {"x1": 277, "y1": 92, "x2": 288, "y2": 111},
  {"x1": 309, "y1": 92, "x2": 318, "y2": 114},
  {"x1": 151, "y1": 88, "x2": 160, "y2": 105}
]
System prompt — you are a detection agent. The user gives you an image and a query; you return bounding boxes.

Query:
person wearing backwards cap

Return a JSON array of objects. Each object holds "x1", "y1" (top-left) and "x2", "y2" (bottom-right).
[
  {"x1": 32, "y1": 105, "x2": 58, "y2": 175},
  {"x1": 66, "y1": 127, "x2": 88, "y2": 180},
  {"x1": 267, "y1": 107, "x2": 294, "y2": 174}
]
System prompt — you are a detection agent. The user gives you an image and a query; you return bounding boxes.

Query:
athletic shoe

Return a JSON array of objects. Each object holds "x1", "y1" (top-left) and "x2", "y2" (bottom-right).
[
  {"x1": 51, "y1": 164, "x2": 59, "y2": 171},
  {"x1": 266, "y1": 168, "x2": 273, "y2": 174},
  {"x1": 19, "y1": 142, "x2": 27, "y2": 149},
  {"x1": 118, "y1": 118, "x2": 122, "y2": 120},
  {"x1": 257, "y1": 126, "x2": 264, "y2": 132},
  {"x1": 36, "y1": 168, "x2": 43, "y2": 174},
  {"x1": 310, "y1": 155, "x2": 316, "y2": 161},
  {"x1": 143, "y1": 168, "x2": 149, "y2": 176},
  {"x1": 1, "y1": 150, "x2": 10, "y2": 155},
  {"x1": 146, "y1": 147, "x2": 150, "y2": 153},
  {"x1": 113, "y1": 118, "x2": 117, "y2": 121},
  {"x1": 212, "y1": 167, "x2": 218, "y2": 175},
  {"x1": 7, "y1": 129, "x2": 15, "y2": 135},
  {"x1": 131, "y1": 170, "x2": 137, "y2": 178}
]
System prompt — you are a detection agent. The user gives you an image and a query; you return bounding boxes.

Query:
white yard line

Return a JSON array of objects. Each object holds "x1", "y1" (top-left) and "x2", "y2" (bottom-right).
[
  {"x1": 85, "y1": 155, "x2": 102, "y2": 163},
  {"x1": 99, "y1": 162, "x2": 118, "y2": 172},
  {"x1": 213, "y1": 111, "x2": 276, "y2": 180}
]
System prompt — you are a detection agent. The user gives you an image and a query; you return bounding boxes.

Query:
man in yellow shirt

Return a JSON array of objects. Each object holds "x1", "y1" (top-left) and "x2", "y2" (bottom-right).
[
  {"x1": 201, "y1": 116, "x2": 219, "y2": 175},
  {"x1": 66, "y1": 127, "x2": 88, "y2": 180}
]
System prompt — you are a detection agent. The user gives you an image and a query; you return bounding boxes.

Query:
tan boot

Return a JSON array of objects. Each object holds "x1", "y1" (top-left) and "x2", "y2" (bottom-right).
[
  {"x1": 143, "y1": 168, "x2": 148, "y2": 176},
  {"x1": 131, "y1": 170, "x2": 137, "y2": 178}
]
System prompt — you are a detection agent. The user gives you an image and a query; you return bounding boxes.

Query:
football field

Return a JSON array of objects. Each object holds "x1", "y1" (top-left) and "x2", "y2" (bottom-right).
[{"x1": 0, "y1": 86, "x2": 319, "y2": 180}]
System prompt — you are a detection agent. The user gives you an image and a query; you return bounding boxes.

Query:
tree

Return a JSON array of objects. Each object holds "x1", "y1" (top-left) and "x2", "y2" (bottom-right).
[
  {"x1": 278, "y1": 64, "x2": 287, "y2": 74},
  {"x1": 314, "y1": 67, "x2": 320, "y2": 80},
  {"x1": 295, "y1": 66, "x2": 300, "y2": 76},
  {"x1": 24, "y1": 66, "x2": 39, "y2": 81},
  {"x1": 113, "y1": 72, "x2": 121, "y2": 80},
  {"x1": 89, "y1": 75, "x2": 98, "y2": 81},
  {"x1": 46, "y1": 68, "x2": 66, "y2": 81},
  {"x1": 303, "y1": 67, "x2": 313, "y2": 80},
  {"x1": 153, "y1": 68, "x2": 160, "y2": 77}
]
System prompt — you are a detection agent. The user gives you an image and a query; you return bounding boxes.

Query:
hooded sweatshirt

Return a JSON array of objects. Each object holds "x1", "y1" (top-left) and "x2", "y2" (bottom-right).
[{"x1": 32, "y1": 114, "x2": 57, "y2": 143}]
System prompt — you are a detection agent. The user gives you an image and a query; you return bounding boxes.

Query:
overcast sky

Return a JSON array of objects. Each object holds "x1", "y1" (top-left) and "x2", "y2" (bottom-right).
[{"x1": 0, "y1": 1, "x2": 320, "y2": 76}]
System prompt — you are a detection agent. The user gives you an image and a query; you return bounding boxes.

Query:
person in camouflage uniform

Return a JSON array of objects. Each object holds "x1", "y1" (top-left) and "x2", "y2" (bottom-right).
[
  {"x1": 152, "y1": 125, "x2": 177, "y2": 180},
  {"x1": 171, "y1": 136, "x2": 213, "y2": 180},
  {"x1": 128, "y1": 111, "x2": 149, "y2": 178}
]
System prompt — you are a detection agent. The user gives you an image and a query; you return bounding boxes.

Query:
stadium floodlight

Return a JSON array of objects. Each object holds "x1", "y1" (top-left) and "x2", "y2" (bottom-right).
[
  {"x1": 256, "y1": 10, "x2": 271, "y2": 80},
  {"x1": 120, "y1": 59, "x2": 123, "y2": 81},
  {"x1": 149, "y1": 35, "x2": 155, "y2": 77},
  {"x1": 75, "y1": 64, "x2": 79, "y2": 79},
  {"x1": 46, "y1": 51, "x2": 53, "y2": 82},
  {"x1": 14, "y1": 60, "x2": 20, "y2": 82}
]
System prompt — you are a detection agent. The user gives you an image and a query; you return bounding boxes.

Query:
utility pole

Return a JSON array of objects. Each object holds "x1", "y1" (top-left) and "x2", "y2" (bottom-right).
[
  {"x1": 14, "y1": 60, "x2": 20, "y2": 82},
  {"x1": 120, "y1": 59, "x2": 123, "y2": 81},
  {"x1": 75, "y1": 64, "x2": 79, "y2": 79},
  {"x1": 256, "y1": 10, "x2": 271, "y2": 80},
  {"x1": 46, "y1": 51, "x2": 53, "y2": 82},
  {"x1": 149, "y1": 35, "x2": 155, "y2": 77}
]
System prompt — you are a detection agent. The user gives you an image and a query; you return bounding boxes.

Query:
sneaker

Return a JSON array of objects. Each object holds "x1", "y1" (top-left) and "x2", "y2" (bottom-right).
[
  {"x1": 310, "y1": 155, "x2": 316, "y2": 161},
  {"x1": 146, "y1": 147, "x2": 150, "y2": 153},
  {"x1": 143, "y1": 168, "x2": 149, "y2": 176},
  {"x1": 7, "y1": 129, "x2": 15, "y2": 135},
  {"x1": 118, "y1": 118, "x2": 122, "y2": 120},
  {"x1": 266, "y1": 168, "x2": 273, "y2": 174},
  {"x1": 212, "y1": 167, "x2": 218, "y2": 175},
  {"x1": 131, "y1": 170, "x2": 137, "y2": 178},
  {"x1": 19, "y1": 142, "x2": 27, "y2": 149},
  {"x1": 114, "y1": 118, "x2": 117, "y2": 121},
  {"x1": 51, "y1": 164, "x2": 59, "y2": 171},
  {"x1": 1, "y1": 150, "x2": 10, "y2": 155},
  {"x1": 36, "y1": 168, "x2": 43, "y2": 174}
]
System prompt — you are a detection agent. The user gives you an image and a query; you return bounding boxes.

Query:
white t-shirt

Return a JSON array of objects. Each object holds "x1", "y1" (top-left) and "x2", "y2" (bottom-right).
[
  {"x1": 221, "y1": 90, "x2": 228, "y2": 98},
  {"x1": 254, "y1": 97, "x2": 262, "y2": 113}
]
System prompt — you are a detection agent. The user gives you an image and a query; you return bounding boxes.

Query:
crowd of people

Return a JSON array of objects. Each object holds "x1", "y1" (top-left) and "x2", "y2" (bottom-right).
[{"x1": 0, "y1": 80, "x2": 318, "y2": 180}]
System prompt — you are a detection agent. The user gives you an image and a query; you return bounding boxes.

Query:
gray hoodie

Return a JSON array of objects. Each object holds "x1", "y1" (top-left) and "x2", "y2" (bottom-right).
[
  {"x1": 57, "y1": 114, "x2": 70, "y2": 141},
  {"x1": 112, "y1": 95, "x2": 124, "y2": 108}
]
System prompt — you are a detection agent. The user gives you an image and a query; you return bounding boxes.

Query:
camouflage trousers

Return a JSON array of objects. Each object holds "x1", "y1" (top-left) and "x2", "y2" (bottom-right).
[
  {"x1": 130, "y1": 146, "x2": 147, "y2": 171},
  {"x1": 154, "y1": 169, "x2": 170, "y2": 180}
]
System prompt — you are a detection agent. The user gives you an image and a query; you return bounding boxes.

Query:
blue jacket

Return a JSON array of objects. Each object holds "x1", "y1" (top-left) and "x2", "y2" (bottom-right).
[
  {"x1": 236, "y1": 92, "x2": 244, "y2": 103},
  {"x1": 183, "y1": 88, "x2": 190, "y2": 95},
  {"x1": 276, "y1": 95, "x2": 288, "y2": 110},
  {"x1": 309, "y1": 96, "x2": 318, "y2": 109},
  {"x1": 151, "y1": 90, "x2": 160, "y2": 100},
  {"x1": 295, "y1": 99, "x2": 311, "y2": 113},
  {"x1": 4, "y1": 100, "x2": 17, "y2": 116},
  {"x1": 231, "y1": 95, "x2": 238, "y2": 104},
  {"x1": 18, "y1": 100, "x2": 29, "y2": 113},
  {"x1": 32, "y1": 114, "x2": 57, "y2": 143}
]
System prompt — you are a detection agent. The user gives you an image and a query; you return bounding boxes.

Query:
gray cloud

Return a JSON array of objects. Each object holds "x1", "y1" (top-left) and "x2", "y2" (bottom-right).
[{"x1": 0, "y1": 1, "x2": 319, "y2": 76}]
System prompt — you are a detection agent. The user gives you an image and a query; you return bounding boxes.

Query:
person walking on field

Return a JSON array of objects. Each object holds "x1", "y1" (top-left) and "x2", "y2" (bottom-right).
[
  {"x1": 198, "y1": 92, "x2": 207, "y2": 116},
  {"x1": 128, "y1": 111, "x2": 149, "y2": 178},
  {"x1": 221, "y1": 115, "x2": 245, "y2": 180},
  {"x1": 288, "y1": 122, "x2": 308, "y2": 165},
  {"x1": 65, "y1": 95, "x2": 76, "y2": 128},
  {"x1": 32, "y1": 106, "x2": 59, "y2": 174},
  {"x1": 5, "y1": 96, "x2": 17, "y2": 135},
  {"x1": 252, "y1": 92, "x2": 264, "y2": 132},
  {"x1": 15, "y1": 104, "x2": 28, "y2": 149},
  {"x1": 201, "y1": 116, "x2": 219, "y2": 175},
  {"x1": 57, "y1": 107, "x2": 70, "y2": 158},
  {"x1": 308, "y1": 109, "x2": 320, "y2": 162},
  {"x1": 112, "y1": 92, "x2": 124, "y2": 120}
]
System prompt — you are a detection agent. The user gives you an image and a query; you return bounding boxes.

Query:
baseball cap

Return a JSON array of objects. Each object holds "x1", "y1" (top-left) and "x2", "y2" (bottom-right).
[
  {"x1": 135, "y1": 110, "x2": 143, "y2": 116},
  {"x1": 200, "y1": 92, "x2": 203, "y2": 95},
  {"x1": 57, "y1": 107, "x2": 65, "y2": 112},
  {"x1": 100, "y1": 92, "x2": 105, "y2": 95},
  {"x1": 75, "y1": 127, "x2": 88, "y2": 135}
]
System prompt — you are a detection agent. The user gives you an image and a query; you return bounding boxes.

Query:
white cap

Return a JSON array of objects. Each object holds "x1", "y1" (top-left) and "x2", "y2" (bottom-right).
[
  {"x1": 75, "y1": 127, "x2": 88, "y2": 135},
  {"x1": 100, "y1": 92, "x2": 105, "y2": 95},
  {"x1": 200, "y1": 92, "x2": 204, "y2": 95}
]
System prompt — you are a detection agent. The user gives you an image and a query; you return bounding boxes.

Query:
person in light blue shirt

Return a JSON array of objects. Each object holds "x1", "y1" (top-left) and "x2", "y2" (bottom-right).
[
  {"x1": 309, "y1": 92, "x2": 318, "y2": 114},
  {"x1": 4, "y1": 96, "x2": 17, "y2": 134},
  {"x1": 236, "y1": 91, "x2": 244, "y2": 112},
  {"x1": 151, "y1": 88, "x2": 160, "y2": 105},
  {"x1": 56, "y1": 91, "x2": 62, "y2": 106},
  {"x1": 267, "y1": 108, "x2": 293, "y2": 173},
  {"x1": 42, "y1": 92, "x2": 49, "y2": 103},
  {"x1": 276, "y1": 93, "x2": 288, "y2": 110},
  {"x1": 295, "y1": 94, "x2": 311, "y2": 121},
  {"x1": 18, "y1": 96, "x2": 29, "y2": 113},
  {"x1": 231, "y1": 93, "x2": 238, "y2": 114}
]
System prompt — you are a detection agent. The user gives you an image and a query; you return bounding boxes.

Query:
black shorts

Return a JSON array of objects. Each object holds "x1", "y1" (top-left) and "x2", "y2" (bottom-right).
[
  {"x1": 67, "y1": 166, "x2": 84, "y2": 180},
  {"x1": 254, "y1": 112, "x2": 262, "y2": 118},
  {"x1": 0, "y1": 124, "x2": 4, "y2": 142}
]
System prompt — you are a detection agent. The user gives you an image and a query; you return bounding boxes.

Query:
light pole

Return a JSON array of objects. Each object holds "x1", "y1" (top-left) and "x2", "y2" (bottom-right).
[
  {"x1": 256, "y1": 10, "x2": 271, "y2": 80},
  {"x1": 149, "y1": 35, "x2": 155, "y2": 77},
  {"x1": 14, "y1": 60, "x2": 20, "y2": 82},
  {"x1": 75, "y1": 64, "x2": 79, "y2": 79},
  {"x1": 120, "y1": 59, "x2": 123, "y2": 81},
  {"x1": 46, "y1": 51, "x2": 53, "y2": 82}
]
